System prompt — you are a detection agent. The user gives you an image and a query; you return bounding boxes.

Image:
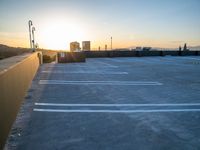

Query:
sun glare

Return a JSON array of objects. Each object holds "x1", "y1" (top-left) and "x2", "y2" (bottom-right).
[{"x1": 38, "y1": 21, "x2": 85, "y2": 50}]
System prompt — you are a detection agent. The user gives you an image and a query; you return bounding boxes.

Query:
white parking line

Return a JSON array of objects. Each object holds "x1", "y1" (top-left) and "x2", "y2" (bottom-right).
[
  {"x1": 35, "y1": 103, "x2": 200, "y2": 107},
  {"x1": 92, "y1": 61, "x2": 118, "y2": 68},
  {"x1": 44, "y1": 66, "x2": 118, "y2": 69},
  {"x1": 42, "y1": 71, "x2": 128, "y2": 75},
  {"x1": 177, "y1": 57, "x2": 200, "y2": 61},
  {"x1": 33, "y1": 108, "x2": 200, "y2": 113},
  {"x1": 39, "y1": 80, "x2": 163, "y2": 85}
]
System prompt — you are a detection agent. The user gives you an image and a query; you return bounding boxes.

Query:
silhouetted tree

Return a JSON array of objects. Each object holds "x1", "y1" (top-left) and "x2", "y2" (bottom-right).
[
  {"x1": 179, "y1": 46, "x2": 182, "y2": 51},
  {"x1": 183, "y1": 43, "x2": 187, "y2": 51}
]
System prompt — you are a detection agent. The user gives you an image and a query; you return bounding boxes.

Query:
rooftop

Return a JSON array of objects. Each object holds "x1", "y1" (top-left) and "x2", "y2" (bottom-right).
[{"x1": 6, "y1": 56, "x2": 200, "y2": 150}]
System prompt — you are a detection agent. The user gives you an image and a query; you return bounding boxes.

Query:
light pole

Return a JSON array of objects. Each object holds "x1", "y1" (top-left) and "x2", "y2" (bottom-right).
[
  {"x1": 32, "y1": 27, "x2": 36, "y2": 51},
  {"x1": 28, "y1": 20, "x2": 37, "y2": 52},
  {"x1": 111, "y1": 36, "x2": 112, "y2": 50},
  {"x1": 28, "y1": 20, "x2": 33, "y2": 49}
]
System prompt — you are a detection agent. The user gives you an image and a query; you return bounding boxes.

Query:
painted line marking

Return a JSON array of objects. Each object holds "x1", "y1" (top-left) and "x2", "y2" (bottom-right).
[
  {"x1": 39, "y1": 80, "x2": 163, "y2": 85},
  {"x1": 91, "y1": 61, "x2": 118, "y2": 68},
  {"x1": 141, "y1": 57, "x2": 191, "y2": 66},
  {"x1": 44, "y1": 66, "x2": 118, "y2": 69},
  {"x1": 35, "y1": 103, "x2": 200, "y2": 107},
  {"x1": 177, "y1": 57, "x2": 200, "y2": 61},
  {"x1": 33, "y1": 108, "x2": 200, "y2": 113},
  {"x1": 41, "y1": 71, "x2": 128, "y2": 75}
]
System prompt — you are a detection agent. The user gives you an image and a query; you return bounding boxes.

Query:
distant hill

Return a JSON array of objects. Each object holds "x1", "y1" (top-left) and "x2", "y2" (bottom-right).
[
  {"x1": 0, "y1": 44, "x2": 65, "y2": 62},
  {"x1": 0, "y1": 44, "x2": 32, "y2": 60},
  {"x1": 128, "y1": 45, "x2": 200, "y2": 51},
  {"x1": 0, "y1": 44, "x2": 9, "y2": 49}
]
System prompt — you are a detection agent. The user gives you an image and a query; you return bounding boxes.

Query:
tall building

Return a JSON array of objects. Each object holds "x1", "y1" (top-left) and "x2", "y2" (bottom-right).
[
  {"x1": 82, "y1": 41, "x2": 91, "y2": 51},
  {"x1": 70, "y1": 41, "x2": 80, "y2": 52}
]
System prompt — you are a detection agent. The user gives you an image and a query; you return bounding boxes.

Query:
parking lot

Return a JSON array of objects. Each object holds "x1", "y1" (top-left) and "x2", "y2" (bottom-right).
[{"x1": 7, "y1": 56, "x2": 200, "y2": 150}]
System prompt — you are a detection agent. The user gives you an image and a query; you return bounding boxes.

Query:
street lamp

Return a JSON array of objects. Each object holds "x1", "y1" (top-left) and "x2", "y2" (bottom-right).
[
  {"x1": 32, "y1": 27, "x2": 36, "y2": 51},
  {"x1": 111, "y1": 36, "x2": 112, "y2": 50},
  {"x1": 28, "y1": 20, "x2": 33, "y2": 49},
  {"x1": 28, "y1": 20, "x2": 37, "y2": 52}
]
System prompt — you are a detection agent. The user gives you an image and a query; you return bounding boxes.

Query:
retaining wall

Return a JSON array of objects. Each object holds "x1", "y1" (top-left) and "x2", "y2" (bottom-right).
[{"x1": 0, "y1": 52, "x2": 42, "y2": 149}]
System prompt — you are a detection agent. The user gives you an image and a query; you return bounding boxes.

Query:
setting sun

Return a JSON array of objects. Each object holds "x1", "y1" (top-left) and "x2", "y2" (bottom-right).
[{"x1": 37, "y1": 20, "x2": 86, "y2": 50}]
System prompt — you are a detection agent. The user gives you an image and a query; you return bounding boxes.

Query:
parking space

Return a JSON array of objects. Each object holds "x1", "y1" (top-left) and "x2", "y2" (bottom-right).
[{"x1": 8, "y1": 56, "x2": 200, "y2": 150}]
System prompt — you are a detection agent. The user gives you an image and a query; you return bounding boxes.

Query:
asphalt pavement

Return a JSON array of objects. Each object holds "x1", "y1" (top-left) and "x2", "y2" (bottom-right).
[{"x1": 6, "y1": 56, "x2": 200, "y2": 150}]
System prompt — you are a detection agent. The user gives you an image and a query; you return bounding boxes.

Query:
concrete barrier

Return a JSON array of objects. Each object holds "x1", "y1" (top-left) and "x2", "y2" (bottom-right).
[
  {"x1": 109, "y1": 51, "x2": 137, "y2": 57},
  {"x1": 84, "y1": 51, "x2": 109, "y2": 58},
  {"x1": 180, "y1": 51, "x2": 198, "y2": 56},
  {"x1": 161, "y1": 51, "x2": 179, "y2": 56},
  {"x1": 137, "y1": 51, "x2": 161, "y2": 57},
  {"x1": 0, "y1": 52, "x2": 42, "y2": 149},
  {"x1": 84, "y1": 50, "x2": 200, "y2": 58},
  {"x1": 57, "y1": 52, "x2": 86, "y2": 63},
  {"x1": 85, "y1": 51, "x2": 137, "y2": 58}
]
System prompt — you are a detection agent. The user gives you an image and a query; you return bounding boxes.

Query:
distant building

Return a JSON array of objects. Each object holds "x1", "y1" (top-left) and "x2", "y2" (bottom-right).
[
  {"x1": 70, "y1": 41, "x2": 80, "y2": 52},
  {"x1": 82, "y1": 41, "x2": 91, "y2": 51}
]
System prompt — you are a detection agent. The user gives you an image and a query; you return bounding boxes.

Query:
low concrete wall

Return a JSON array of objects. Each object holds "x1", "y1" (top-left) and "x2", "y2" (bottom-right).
[
  {"x1": 162, "y1": 51, "x2": 180, "y2": 56},
  {"x1": 179, "y1": 51, "x2": 197, "y2": 56},
  {"x1": 57, "y1": 52, "x2": 86, "y2": 63},
  {"x1": 0, "y1": 52, "x2": 42, "y2": 149},
  {"x1": 84, "y1": 51, "x2": 109, "y2": 58},
  {"x1": 84, "y1": 50, "x2": 200, "y2": 58},
  {"x1": 137, "y1": 51, "x2": 161, "y2": 57},
  {"x1": 109, "y1": 51, "x2": 137, "y2": 57}
]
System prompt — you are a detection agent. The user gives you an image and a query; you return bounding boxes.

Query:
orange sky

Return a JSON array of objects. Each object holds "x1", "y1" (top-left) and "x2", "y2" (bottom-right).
[{"x1": 0, "y1": 0, "x2": 200, "y2": 50}]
